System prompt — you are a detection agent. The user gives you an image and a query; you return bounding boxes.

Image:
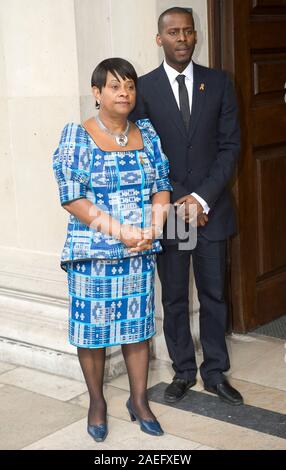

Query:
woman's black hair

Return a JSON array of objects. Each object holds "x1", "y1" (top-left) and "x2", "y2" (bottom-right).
[{"x1": 91, "y1": 58, "x2": 137, "y2": 90}]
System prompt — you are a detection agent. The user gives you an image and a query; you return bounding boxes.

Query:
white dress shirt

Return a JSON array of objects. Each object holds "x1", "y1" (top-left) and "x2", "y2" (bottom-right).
[
  {"x1": 163, "y1": 60, "x2": 210, "y2": 215},
  {"x1": 163, "y1": 60, "x2": 194, "y2": 113}
]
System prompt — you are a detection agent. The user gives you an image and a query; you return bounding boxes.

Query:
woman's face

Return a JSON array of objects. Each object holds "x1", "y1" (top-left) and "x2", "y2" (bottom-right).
[{"x1": 93, "y1": 71, "x2": 136, "y2": 116}]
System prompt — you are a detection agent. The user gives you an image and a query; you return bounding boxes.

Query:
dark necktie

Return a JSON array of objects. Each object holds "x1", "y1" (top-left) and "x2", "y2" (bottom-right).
[{"x1": 176, "y1": 74, "x2": 190, "y2": 131}]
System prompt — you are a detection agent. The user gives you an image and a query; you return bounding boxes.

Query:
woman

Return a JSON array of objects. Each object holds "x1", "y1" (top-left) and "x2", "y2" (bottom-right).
[{"x1": 53, "y1": 58, "x2": 171, "y2": 442}]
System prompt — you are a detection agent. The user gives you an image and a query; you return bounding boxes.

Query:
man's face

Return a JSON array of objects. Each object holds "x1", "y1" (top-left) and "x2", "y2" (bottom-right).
[{"x1": 156, "y1": 13, "x2": 197, "y2": 70}]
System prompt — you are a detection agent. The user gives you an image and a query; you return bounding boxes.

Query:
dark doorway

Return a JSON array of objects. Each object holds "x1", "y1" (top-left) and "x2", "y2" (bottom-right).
[{"x1": 208, "y1": 0, "x2": 286, "y2": 332}]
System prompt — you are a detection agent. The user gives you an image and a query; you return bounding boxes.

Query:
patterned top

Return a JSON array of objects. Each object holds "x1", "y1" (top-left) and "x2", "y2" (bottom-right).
[{"x1": 53, "y1": 119, "x2": 172, "y2": 270}]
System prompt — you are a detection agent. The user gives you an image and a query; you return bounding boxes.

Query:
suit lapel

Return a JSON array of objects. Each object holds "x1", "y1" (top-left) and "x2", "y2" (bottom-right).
[
  {"x1": 188, "y1": 63, "x2": 207, "y2": 141},
  {"x1": 154, "y1": 64, "x2": 186, "y2": 138}
]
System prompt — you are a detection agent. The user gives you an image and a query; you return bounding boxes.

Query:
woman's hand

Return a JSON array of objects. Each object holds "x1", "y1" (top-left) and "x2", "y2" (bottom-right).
[
  {"x1": 127, "y1": 227, "x2": 154, "y2": 253},
  {"x1": 119, "y1": 224, "x2": 144, "y2": 249}
]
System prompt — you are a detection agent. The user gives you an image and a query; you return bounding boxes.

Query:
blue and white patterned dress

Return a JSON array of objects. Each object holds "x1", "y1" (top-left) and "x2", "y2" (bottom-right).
[{"x1": 53, "y1": 119, "x2": 172, "y2": 348}]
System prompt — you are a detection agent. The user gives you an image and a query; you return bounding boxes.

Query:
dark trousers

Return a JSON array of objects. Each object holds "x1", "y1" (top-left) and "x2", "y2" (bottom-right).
[{"x1": 157, "y1": 235, "x2": 230, "y2": 386}]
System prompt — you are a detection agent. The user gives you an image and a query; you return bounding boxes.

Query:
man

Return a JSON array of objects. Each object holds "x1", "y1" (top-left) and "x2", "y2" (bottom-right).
[{"x1": 130, "y1": 7, "x2": 243, "y2": 406}]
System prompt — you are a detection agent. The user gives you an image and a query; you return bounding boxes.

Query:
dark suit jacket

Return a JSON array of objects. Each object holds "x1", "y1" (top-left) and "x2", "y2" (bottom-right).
[{"x1": 130, "y1": 62, "x2": 240, "y2": 242}]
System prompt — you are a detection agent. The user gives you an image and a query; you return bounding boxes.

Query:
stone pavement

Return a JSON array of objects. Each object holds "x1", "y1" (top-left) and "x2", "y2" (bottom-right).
[{"x1": 0, "y1": 334, "x2": 285, "y2": 450}]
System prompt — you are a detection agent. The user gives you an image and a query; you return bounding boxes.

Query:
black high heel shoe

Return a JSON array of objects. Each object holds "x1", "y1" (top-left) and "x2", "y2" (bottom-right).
[{"x1": 126, "y1": 399, "x2": 164, "y2": 436}]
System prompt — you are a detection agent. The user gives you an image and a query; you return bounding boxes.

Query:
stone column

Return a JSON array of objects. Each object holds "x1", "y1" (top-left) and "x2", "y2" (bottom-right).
[
  {"x1": 0, "y1": 0, "x2": 83, "y2": 378},
  {"x1": 0, "y1": 0, "x2": 209, "y2": 379}
]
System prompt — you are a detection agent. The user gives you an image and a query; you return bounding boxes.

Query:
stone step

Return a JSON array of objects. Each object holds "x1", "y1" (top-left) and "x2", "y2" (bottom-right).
[{"x1": 0, "y1": 293, "x2": 125, "y2": 381}]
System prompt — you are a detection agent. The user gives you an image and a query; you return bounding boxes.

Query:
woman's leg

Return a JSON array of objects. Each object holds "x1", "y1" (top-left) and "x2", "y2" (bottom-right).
[
  {"x1": 121, "y1": 340, "x2": 156, "y2": 420},
  {"x1": 77, "y1": 347, "x2": 107, "y2": 425}
]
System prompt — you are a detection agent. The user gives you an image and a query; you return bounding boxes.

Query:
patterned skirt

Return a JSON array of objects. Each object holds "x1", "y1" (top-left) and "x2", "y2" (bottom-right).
[{"x1": 67, "y1": 254, "x2": 156, "y2": 348}]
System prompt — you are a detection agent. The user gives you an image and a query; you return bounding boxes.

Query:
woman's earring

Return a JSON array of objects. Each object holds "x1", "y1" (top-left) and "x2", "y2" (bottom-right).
[{"x1": 95, "y1": 100, "x2": 100, "y2": 110}]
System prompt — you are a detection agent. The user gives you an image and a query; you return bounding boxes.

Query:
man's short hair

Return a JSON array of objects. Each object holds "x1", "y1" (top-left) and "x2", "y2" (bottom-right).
[{"x1": 158, "y1": 7, "x2": 194, "y2": 33}]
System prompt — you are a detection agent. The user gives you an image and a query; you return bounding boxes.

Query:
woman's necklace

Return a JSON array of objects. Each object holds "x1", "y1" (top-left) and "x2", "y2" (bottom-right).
[{"x1": 96, "y1": 115, "x2": 130, "y2": 147}]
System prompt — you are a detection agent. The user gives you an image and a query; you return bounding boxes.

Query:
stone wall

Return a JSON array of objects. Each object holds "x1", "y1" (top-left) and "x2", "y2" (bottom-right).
[{"x1": 0, "y1": 0, "x2": 209, "y2": 378}]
